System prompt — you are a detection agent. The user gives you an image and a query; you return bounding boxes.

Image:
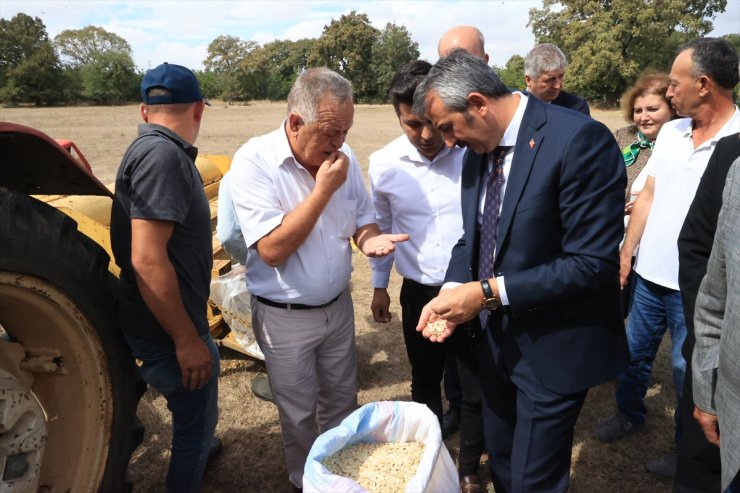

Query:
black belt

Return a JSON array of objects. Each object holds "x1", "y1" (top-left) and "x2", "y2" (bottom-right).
[{"x1": 255, "y1": 293, "x2": 342, "y2": 310}]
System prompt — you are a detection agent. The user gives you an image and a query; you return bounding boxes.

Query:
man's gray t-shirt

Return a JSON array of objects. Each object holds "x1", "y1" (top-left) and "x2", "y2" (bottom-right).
[{"x1": 111, "y1": 123, "x2": 212, "y2": 342}]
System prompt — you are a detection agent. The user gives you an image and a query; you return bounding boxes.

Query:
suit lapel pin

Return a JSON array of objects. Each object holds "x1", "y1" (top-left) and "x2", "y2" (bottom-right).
[{"x1": 529, "y1": 138, "x2": 535, "y2": 149}]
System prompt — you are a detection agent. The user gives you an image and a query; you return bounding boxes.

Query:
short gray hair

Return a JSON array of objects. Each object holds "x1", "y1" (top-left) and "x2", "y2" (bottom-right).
[
  {"x1": 287, "y1": 68, "x2": 353, "y2": 123},
  {"x1": 524, "y1": 43, "x2": 568, "y2": 78},
  {"x1": 412, "y1": 49, "x2": 509, "y2": 115}
]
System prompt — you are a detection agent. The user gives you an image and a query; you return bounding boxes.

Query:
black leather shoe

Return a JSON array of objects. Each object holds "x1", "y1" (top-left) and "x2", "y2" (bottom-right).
[
  {"x1": 442, "y1": 408, "x2": 459, "y2": 438},
  {"x1": 251, "y1": 374, "x2": 274, "y2": 402},
  {"x1": 460, "y1": 474, "x2": 483, "y2": 492}
]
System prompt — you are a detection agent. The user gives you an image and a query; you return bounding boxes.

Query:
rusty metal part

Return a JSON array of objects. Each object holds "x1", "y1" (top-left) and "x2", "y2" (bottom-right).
[
  {"x1": 19, "y1": 347, "x2": 65, "y2": 375},
  {"x1": 0, "y1": 122, "x2": 112, "y2": 197}
]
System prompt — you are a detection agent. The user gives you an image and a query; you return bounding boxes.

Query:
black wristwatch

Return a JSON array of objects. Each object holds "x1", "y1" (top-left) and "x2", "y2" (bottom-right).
[{"x1": 480, "y1": 279, "x2": 501, "y2": 311}]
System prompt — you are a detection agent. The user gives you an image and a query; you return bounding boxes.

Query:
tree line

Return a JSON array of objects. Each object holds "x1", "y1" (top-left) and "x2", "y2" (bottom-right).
[{"x1": 1, "y1": 3, "x2": 736, "y2": 108}]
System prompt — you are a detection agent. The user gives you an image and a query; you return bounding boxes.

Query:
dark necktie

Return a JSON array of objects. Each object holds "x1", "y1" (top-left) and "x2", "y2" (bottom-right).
[
  {"x1": 478, "y1": 145, "x2": 511, "y2": 329},
  {"x1": 478, "y1": 145, "x2": 512, "y2": 281}
]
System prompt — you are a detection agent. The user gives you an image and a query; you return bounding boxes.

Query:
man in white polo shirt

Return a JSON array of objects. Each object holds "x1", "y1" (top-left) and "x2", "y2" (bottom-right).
[
  {"x1": 594, "y1": 37, "x2": 740, "y2": 479},
  {"x1": 229, "y1": 68, "x2": 408, "y2": 492}
]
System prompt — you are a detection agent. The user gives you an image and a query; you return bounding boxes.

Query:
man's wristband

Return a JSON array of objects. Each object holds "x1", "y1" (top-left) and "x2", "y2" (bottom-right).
[{"x1": 480, "y1": 279, "x2": 501, "y2": 311}]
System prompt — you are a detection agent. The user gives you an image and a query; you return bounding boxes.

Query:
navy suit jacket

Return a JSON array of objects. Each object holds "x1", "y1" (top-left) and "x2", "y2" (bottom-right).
[
  {"x1": 552, "y1": 90, "x2": 590, "y2": 116},
  {"x1": 445, "y1": 95, "x2": 628, "y2": 394}
]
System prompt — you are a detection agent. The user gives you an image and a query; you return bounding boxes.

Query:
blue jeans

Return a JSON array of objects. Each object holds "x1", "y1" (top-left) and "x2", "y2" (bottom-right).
[
  {"x1": 125, "y1": 333, "x2": 220, "y2": 493},
  {"x1": 616, "y1": 274, "x2": 687, "y2": 443}
]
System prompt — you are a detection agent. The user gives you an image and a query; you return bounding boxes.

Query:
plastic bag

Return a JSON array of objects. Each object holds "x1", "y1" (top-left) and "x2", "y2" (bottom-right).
[
  {"x1": 209, "y1": 265, "x2": 264, "y2": 360},
  {"x1": 304, "y1": 401, "x2": 458, "y2": 493}
]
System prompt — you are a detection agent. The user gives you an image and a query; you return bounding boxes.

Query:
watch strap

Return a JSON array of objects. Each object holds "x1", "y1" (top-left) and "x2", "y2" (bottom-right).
[{"x1": 480, "y1": 279, "x2": 494, "y2": 299}]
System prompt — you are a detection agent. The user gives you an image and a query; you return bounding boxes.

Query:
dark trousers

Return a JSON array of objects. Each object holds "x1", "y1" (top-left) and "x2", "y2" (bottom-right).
[
  {"x1": 444, "y1": 350, "x2": 462, "y2": 416},
  {"x1": 480, "y1": 319, "x2": 587, "y2": 493},
  {"x1": 674, "y1": 360, "x2": 722, "y2": 493},
  {"x1": 400, "y1": 278, "x2": 447, "y2": 426},
  {"x1": 450, "y1": 323, "x2": 485, "y2": 478},
  {"x1": 729, "y1": 472, "x2": 740, "y2": 493}
]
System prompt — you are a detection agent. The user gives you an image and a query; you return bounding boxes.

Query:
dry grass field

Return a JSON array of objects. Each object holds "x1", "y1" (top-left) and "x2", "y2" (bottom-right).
[{"x1": 1, "y1": 102, "x2": 676, "y2": 493}]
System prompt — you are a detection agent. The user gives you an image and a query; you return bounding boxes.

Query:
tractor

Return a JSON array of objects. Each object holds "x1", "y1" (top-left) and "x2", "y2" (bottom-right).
[{"x1": 0, "y1": 121, "x2": 243, "y2": 491}]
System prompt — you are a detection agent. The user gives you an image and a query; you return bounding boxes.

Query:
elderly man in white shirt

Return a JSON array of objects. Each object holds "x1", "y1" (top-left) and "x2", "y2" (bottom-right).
[{"x1": 229, "y1": 68, "x2": 407, "y2": 492}]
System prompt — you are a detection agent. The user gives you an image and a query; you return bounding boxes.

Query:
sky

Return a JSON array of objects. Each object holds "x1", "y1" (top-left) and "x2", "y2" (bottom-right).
[{"x1": 2, "y1": 0, "x2": 739, "y2": 72}]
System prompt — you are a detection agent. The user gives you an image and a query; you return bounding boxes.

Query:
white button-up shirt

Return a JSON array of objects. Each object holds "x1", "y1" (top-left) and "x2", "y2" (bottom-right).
[
  {"x1": 229, "y1": 123, "x2": 376, "y2": 305},
  {"x1": 636, "y1": 108, "x2": 740, "y2": 289},
  {"x1": 439, "y1": 93, "x2": 529, "y2": 304},
  {"x1": 368, "y1": 135, "x2": 465, "y2": 288}
]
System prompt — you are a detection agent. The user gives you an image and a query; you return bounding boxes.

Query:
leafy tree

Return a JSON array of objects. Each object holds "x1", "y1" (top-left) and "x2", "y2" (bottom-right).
[
  {"x1": 204, "y1": 35, "x2": 257, "y2": 73},
  {"x1": 497, "y1": 55, "x2": 527, "y2": 91},
  {"x1": 262, "y1": 38, "x2": 315, "y2": 88},
  {"x1": 722, "y1": 34, "x2": 740, "y2": 101},
  {"x1": 54, "y1": 26, "x2": 138, "y2": 104},
  {"x1": 0, "y1": 13, "x2": 64, "y2": 105},
  {"x1": 372, "y1": 23, "x2": 420, "y2": 102},
  {"x1": 55, "y1": 25, "x2": 132, "y2": 66},
  {"x1": 310, "y1": 11, "x2": 379, "y2": 102},
  {"x1": 80, "y1": 51, "x2": 140, "y2": 103},
  {"x1": 195, "y1": 69, "x2": 222, "y2": 102},
  {"x1": 204, "y1": 35, "x2": 258, "y2": 101},
  {"x1": 239, "y1": 38, "x2": 316, "y2": 100},
  {"x1": 529, "y1": 0, "x2": 728, "y2": 105},
  {"x1": 722, "y1": 33, "x2": 740, "y2": 53}
]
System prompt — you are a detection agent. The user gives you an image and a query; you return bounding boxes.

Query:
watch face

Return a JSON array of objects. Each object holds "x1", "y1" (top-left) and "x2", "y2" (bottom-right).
[{"x1": 483, "y1": 298, "x2": 501, "y2": 311}]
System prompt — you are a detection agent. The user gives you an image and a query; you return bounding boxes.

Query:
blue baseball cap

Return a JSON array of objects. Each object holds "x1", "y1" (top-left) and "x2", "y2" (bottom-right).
[{"x1": 141, "y1": 62, "x2": 210, "y2": 105}]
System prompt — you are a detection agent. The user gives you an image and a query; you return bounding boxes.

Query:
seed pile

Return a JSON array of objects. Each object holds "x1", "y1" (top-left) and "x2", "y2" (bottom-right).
[
  {"x1": 321, "y1": 442, "x2": 425, "y2": 492},
  {"x1": 426, "y1": 319, "x2": 447, "y2": 336}
]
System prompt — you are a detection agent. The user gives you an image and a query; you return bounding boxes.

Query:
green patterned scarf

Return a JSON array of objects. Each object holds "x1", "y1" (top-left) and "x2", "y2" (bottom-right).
[{"x1": 622, "y1": 130, "x2": 654, "y2": 167}]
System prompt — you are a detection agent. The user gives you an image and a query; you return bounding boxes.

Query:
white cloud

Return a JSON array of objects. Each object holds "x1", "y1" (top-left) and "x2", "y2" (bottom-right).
[{"x1": 1, "y1": 0, "x2": 738, "y2": 73}]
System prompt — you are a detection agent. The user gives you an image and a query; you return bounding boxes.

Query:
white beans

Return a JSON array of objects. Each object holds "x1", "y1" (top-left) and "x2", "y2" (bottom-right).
[
  {"x1": 426, "y1": 319, "x2": 446, "y2": 336},
  {"x1": 321, "y1": 442, "x2": 425, "y2": 492}
]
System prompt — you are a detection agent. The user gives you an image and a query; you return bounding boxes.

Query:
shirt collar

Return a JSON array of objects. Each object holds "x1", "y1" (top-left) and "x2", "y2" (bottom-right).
[
  {"x1": 401, "y1": 137, "x2": 454, "y2": 165},
  {"x1": 138, "y1": 123, "x2": 198, "y2": 159},
  {"x1": 499, "y1": 92, "x2": 528, "y2": 148},
  {"x1": 275, "y1": 119, "x2": 299, "y2": 167},
  {"x1": 680, "y1": 107, "x2": 740, "y2": 148}
]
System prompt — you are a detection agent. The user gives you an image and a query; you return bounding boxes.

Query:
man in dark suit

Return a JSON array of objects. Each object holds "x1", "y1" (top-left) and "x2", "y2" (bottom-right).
[
  {"x1": 675, "y1": 132, "x2": 740, "y2": 493},
  {"x1": 412, "y1": 50, "x2": 628, "y2": 493},
  {"x1": 524, "y1": 43, "x2": 590, "y2": 116}
]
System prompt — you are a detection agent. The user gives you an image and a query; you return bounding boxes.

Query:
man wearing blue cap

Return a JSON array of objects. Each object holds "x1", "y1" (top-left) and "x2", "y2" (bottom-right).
[{"x1": 110, "y1": 62, "x2": 220, "y2": 492}]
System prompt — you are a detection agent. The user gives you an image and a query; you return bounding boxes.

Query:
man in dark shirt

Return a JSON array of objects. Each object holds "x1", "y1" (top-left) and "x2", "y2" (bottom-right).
[
  {"x1": 524, "y1": 43, "x2": 590, "y2": 116},
  {"x1": 675, "y1": 132, "x2": 740, "y2": 493},
  {"x1": 110, "y1": 62, "x2": 219, "y2": 493}
]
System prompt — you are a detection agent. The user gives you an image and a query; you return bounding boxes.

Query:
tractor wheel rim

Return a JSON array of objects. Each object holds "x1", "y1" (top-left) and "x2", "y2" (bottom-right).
[{"x1": 0, "y1": 272, "x2": 112, "y2": 491}]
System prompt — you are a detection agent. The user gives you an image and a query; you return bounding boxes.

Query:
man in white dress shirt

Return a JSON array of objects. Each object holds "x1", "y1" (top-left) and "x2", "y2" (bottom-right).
[
  {"x1": 369, "y1": 61, "x2": 487, "y2": 492},
  {"x1": 370, "y1": 60, "x2": 465, "y2": 420},
  {"x1": 229, "y1": 68, "x2": 407, "y2": 492}
]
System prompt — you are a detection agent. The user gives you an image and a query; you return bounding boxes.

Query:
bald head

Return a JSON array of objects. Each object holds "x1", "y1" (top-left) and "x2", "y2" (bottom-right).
[{"x1": 438, "y1": 25, "x2": 489, "y2": 63}]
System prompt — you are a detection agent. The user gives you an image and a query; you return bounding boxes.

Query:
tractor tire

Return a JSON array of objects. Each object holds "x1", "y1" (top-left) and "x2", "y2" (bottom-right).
[{"x1": 0, "y1": 190, "x2": 144, "y2": 492}]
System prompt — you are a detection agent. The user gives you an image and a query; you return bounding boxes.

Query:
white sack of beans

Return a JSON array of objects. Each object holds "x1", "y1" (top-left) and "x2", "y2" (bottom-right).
[{"x1": 303, "y1": 401, "x2": 458, "y2": 493}]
